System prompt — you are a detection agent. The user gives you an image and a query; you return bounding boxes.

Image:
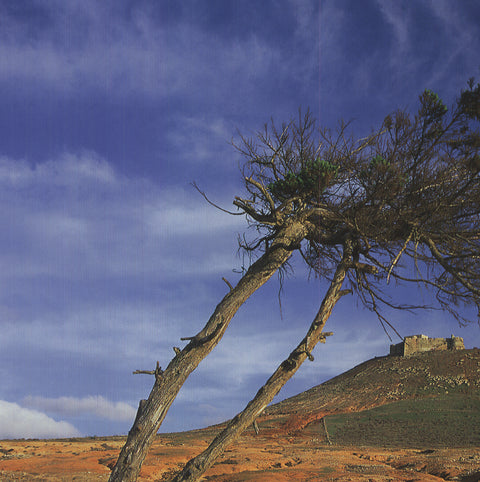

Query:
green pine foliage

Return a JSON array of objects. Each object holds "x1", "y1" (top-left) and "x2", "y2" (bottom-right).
[
  {"x1": 420, "y1": 89, "x2": 448, "y2": 131},
  {"x1": 459, "y1": 78, "x2": 480, "y2": 121},
  {"x1": 369, "y1": 155, "x2": 390, "y2": 170},
  {"x1": 267, "y1": 158, "x2": 338, "y2": 201},
  {"x1": 424, "y1": 89, "x2": 448, "y2": 113},
  {"x1": 359, "y1": 155, "x2": 390, "y2": 180}
]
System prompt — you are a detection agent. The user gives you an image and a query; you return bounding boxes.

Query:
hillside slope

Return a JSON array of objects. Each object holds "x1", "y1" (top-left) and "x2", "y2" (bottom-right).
[
  {"x1": 265, "y1": 348, "x2": 480, "y2": 417},
  {"x1": 318, "y1": 394, "x2": 480, "y2": 447}
]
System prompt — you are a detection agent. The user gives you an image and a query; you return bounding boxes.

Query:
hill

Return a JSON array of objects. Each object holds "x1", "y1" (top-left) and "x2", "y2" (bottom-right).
[
  {"x1": 260, "y1": 348, "x2": 480, "y2": 447},
  {"x1": 266, "y1": 347, "x2": 480, "y2": 416}
]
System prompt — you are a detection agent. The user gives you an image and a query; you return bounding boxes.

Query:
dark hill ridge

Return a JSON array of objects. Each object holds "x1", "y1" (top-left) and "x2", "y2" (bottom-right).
[{"x1": 265, "y1": 348, "x2": 480, "y2": 418}]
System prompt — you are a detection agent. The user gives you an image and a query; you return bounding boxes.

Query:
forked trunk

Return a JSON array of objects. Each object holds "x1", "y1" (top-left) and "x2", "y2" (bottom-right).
[
  {"x1": 170, "y1": 244, "x2": 351, "y2": 481},
  {"x1": 108, "y1": 221, "x2": 308, "y2": 482}
]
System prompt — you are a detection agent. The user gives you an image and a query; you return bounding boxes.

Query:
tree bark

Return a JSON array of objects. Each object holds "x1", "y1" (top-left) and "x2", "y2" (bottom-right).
[
  {"x1": 170, "y1": 242, "x2": 352, "y2": 482},
  {"x1": 109, "y1": 221, "x2": 308, "y2": 482}
]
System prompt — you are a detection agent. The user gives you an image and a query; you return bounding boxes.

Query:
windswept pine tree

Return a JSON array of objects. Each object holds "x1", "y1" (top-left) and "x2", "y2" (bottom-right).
[{"x1": 110, "y1": 80, "x2": 480, "y2": 482}]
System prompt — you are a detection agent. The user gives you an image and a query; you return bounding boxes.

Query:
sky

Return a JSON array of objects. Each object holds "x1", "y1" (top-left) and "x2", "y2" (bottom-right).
[{"x1": 0, "y1": 0, "x2": 480, "y2": 439}]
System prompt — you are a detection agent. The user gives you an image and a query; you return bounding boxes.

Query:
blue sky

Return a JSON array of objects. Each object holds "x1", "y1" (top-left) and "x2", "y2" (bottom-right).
[{"x1": 0, "y1": 0, "x2": 479, "y2": 438}]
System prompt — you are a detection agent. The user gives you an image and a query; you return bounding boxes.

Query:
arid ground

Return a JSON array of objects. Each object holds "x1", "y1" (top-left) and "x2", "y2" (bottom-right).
[{"x1": 1, "y1": 429, "x2": 479, "y2": 481}]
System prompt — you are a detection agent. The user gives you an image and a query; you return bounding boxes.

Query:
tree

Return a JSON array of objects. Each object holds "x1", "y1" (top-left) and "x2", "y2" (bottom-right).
[
  {"x1": 171, "y1": 82, "x2": 480, "y2": 480},
  {"x1": 110, "y1": 81, "x2": 480, "y2": 481}
]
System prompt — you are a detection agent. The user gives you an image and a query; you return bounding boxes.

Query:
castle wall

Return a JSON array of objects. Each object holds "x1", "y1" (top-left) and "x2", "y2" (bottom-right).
[
  {"x1": 389, "y1": 334, "x2": 465, "y2": 356},
  {"x1": 404, "y1": 335, "x2": 447, "y2": 356},
  {"x1": 389, "y1": 342, "x2": 404, "y2": 356},
  {"x1": 448, "y1": 336, "x2": 465, "y2": 350}
]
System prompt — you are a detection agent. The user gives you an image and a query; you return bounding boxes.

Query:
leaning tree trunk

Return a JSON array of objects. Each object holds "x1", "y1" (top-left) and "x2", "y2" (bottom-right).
[
  {"x1": 170, "y1": 243, "x2": 352, "y2": 482},
  {"x1": 109, "y1": 221, "x2": 308, "y2": 482}
]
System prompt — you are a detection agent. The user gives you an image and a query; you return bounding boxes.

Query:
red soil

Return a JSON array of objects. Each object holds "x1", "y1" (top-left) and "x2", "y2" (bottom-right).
[{"x1": 1, "y1": 427, "x2": 479, "y2": 481}]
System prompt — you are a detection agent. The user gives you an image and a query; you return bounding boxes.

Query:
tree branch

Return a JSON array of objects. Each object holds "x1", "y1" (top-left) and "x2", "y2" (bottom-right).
[
  {"x1": 133, "y1": 362, "x2": 163, "y2": 381},
  {"x1": 244, "y1": 176, "x2": 276, "y2": 214},
  {"x1": 192, "y1": 182, "x2": 243, "y2": 216},
  {"x1": 233, "y1": 197, "x2": 276, "y2": 224},
  {"x1": 424, "y1": 236, "x2": 480, "y2": 296}
]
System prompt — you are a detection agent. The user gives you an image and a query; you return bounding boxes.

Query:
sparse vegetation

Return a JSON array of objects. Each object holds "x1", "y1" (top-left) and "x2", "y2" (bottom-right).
[{"x1": 325, "y1": 394, "x2": 480, "y2": 448}]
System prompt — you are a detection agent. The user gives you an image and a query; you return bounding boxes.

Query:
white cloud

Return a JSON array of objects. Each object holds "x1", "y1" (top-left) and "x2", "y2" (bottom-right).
[
  {"x1": 200, "y1": 330, "x2": 299, "y2": 384},
  {"x1": 289, "y1": 0, "x2": 317, "y2": 41},
  {"x1": 160, "y1": 23, "x2": 282, "y2": 100},
  {"x1": 0, "y1": 400, "x2": 81, "y2": 439},
  {"x1": 0, "y1": 152, "x2": 116, "y2": 187},
  {"x1": 22, "y1": 395, "x2": 136, "y2": 422},
  {"x1": 147, "y1": 199, "x2": 242, "y2": 237},
  {"x1": 1, "y1": 279, "x2": 224, "y2": 366},
  {"x1": 198, "y1": 312, "x2": 391, "y2": 390}
]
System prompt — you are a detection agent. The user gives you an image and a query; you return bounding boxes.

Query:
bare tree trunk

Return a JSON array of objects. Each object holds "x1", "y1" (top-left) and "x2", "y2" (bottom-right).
[
  {"x1": 170, "y1": 244, "x2": 351, "y2": 482},
  {"x1": 109, "y1": 221, "x2": 308, "y2": 482}
]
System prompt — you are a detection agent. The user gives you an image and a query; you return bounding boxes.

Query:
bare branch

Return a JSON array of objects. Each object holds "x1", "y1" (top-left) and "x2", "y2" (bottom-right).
[
  {"x1": 387, "y1": 228, "x2": 415, "y2": 283},
  {"x1": 233, "y1": 197, "x2": 276, "y2": 224},
  {"x1": 350, "y1": 261, "x2": 379, "y2": 274},
  {"x1": 424, "y1": 236, "x2": 480, "y2": 296},
  {"x1": 192, "y1": 182, "x2": 243, "y2": 216},
  {"x1": 133, "y1": 362, "x2": 163, "y2": 381},
  {"x1": 222, "y1": 277, "x2": 234, "y2": 291},
  {"x1": 244, "y1": 176, "x2": 276, "y2": 214}
]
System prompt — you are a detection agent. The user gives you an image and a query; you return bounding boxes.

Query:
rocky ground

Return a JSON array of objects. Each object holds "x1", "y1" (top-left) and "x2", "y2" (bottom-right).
[{"x1": 1, "y1": 429, "x2": 479, "y2": 481}]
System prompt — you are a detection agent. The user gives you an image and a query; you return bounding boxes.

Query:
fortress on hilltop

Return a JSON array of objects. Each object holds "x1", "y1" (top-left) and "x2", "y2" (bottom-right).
[{"x1": 390, "y1": 334, "x2": 465, "y2": 356}]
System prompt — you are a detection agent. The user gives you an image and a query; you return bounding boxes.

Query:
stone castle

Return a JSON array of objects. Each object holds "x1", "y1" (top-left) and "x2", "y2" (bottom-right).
[{"x1": 390, "y1": 334, "x2": 465, "y2": 356}]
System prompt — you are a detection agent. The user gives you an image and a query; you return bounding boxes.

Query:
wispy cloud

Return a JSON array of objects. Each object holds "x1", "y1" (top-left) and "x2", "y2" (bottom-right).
[
  {"x1": 0, "y1": 400, "x2": 81, "y2": 439},
  {"x1": 0, "y1": 152, "x2": 116, "y2": 187},
  {"x1": 375, "y1": 0, "x2": 480, "y2": 96},
  {"x1": 424, "y1": 0, "x2": 480, "y2": 90},
  {"x1": 375, "y1": 1, "x2": 409, "y2": 52},
  {"x1": 0, "y1": 1, "x2": 284, "y2": 101},
  {"x1": 0, "y1": 152, "x2": 244, "y2": 283},
  {"x1": 0, "y1": 1, "x2": 163, "y2": 97},
  {"x1": 22, "y1": 395, "x2": 136, "y2": 422},
  {"x1": 166, "y1": 116, "x2": 237, "y2": 168}
]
